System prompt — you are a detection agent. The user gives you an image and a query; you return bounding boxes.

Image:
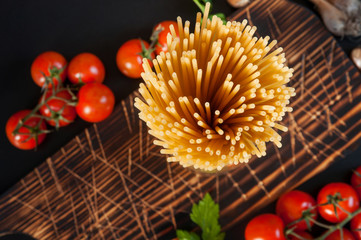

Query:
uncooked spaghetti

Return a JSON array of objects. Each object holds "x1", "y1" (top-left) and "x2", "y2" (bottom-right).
[{"x1": 135, "y1": 3, "x2": 295, "y2": 172}]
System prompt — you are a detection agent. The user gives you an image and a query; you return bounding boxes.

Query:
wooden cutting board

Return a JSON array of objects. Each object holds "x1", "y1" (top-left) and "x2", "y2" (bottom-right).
[{"x1": 1, "y1": 0, "x2": 361, "y2": 239}]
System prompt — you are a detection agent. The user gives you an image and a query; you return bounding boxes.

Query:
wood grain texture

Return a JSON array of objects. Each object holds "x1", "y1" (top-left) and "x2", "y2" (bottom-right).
[{"x1": 1, "y1": 0, "x2": 361, "y2": 239}]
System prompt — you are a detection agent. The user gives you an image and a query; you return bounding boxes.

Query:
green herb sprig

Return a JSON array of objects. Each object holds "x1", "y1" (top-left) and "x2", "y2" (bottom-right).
[
  {"x1": 193, "y1": 0, "x2": 227, "y2": 24},
  {"x1": 176, "y1": 193, "x2": 225, "y2": 240}
]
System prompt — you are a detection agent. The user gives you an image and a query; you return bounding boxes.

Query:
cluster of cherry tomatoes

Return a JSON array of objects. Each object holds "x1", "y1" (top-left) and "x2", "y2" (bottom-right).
[
  {"x1": 5, "y1": 19, "x2": 180, "y2": 150},
  {"x1": 115, "y1": 21, "x2": 179, "y2": 79},
  {"x1": 5, "y1": 51, "x2": 115, "y2": 150},
  {"x1": 245, "y1": 166, "x2": 361, "y2": 240}
]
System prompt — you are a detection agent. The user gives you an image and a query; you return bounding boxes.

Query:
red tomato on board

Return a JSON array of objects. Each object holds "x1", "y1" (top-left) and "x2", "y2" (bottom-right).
[
  {"x1": 351, "y1": 213, "x2": 361, "y2": 240},
  {"x1": 76, "y1": 83, "x2": 115, "y2": 123},
  {"x1": 154, "y1": 20, "x2": 179, "y2": 55},
  {"x1": 6, "y1": 110, "x2": 47, "y2": 150},
  {"x1": 276, "y1": 190, "x2": 317, "y2": 231},
  {"x1": 288, "y1": 231, "x2": 313, "y2": 240},
  {"x1": 116, "y1": 39, "x2": 155, "y2": 79},
  {"x1": 325, "y1": 228, "x2": 355, "y2": 240},
  {"x1": 317, "y1": 182, "x2": 359, "y2": 223},
  {"x1": 245, "y1": 213, "x2": 286, "y2": 240},
  {"x1": 31, "y1": 51, "x2": 67, "y2": 88},
  {"x1": 39, "y1": 90, "x2": 76, "y2": 127},
  {"x1": 351, "y1": 166, "x2": 361, "y2": 200},
  {"x1": 67, "y1": 53, "x2": 105, "y2": 84}
]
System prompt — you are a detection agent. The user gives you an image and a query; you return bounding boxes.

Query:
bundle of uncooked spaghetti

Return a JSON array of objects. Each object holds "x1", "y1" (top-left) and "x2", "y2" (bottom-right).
[{"x1": 135, "y1": 3, "x2": 295, "y2": 172}]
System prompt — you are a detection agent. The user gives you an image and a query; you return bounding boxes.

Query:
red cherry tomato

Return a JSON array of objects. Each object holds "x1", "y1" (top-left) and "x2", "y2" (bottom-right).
[
  {"x1": 317, "y1": 182, "x2": 360, "y2": 223},
  {"x1": 351, "y1": 213, "x2": 361, "y2": 240},
  {"x1": 154, "y1": 20, "x2": 179, "y2": 55},
  {"x1": 351, "y1": 166, "x2": 361, "y2": 200},
  {"x1": 6, "y1": 110, "x2": 47, "y2": 150},
  {"x1": 76, "y1": 83, "x2": 115, "y2": 122},
  {"x1": 245, "y1": 213, "x2": 286, "y2": 240},
  {"x1": 39, "y1": 90, "x2": 76, "y2": 127},
  {"x1": 288, "y1": 231, "x2": 313, "y2": 240},
  {"x1": 67, "y1": 53, "x2": 105, "y2": 84},
  {"x1": 116, "y1": 39, "x2": 155, "y2": 79},
  {"x1": 276, "y1": 190, "x2": 317, "y2": 231},
  {"x1": 325, "y1": 228, "x2": 355, "y2": 240},
  {"x1": 31, "y1": 51, "x2": 67, "y2": 88}
]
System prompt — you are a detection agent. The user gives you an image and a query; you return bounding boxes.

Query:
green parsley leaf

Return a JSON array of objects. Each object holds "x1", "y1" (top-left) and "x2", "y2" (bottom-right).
[
  {"x1": 190, "y1": 193, "x2": 225, "y2": 240},
  {"x1": 176, "y1": 230, "x2": 201, "y2": 240}
]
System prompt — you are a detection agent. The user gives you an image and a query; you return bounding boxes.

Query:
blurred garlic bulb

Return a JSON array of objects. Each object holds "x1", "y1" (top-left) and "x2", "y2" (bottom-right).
[
  {"x1": 309, "y1": 0, "x2": 361, "y2": 37},
  {"x1": 352, "y1": 47, "x2": 361, "y2": 70},
  {"x1": 326, "y1": 0, "x2": 361, "y2": 17},
  {"x1": 227, "y1": 0, "x2": 251, "y2": 8}
]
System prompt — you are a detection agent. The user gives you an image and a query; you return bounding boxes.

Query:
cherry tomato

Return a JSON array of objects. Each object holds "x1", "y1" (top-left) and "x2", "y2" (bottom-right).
[
  {"x1": 31, "y1": 51, "x2": 67, "y2": 88},
  {"x1": 351, "y1": 166, "x2": 361, "y2": 200},
  {"x1": 67, "y1": 53, "x2": 105, "y2": 84},
  {"x1": 154, "y1": 21, "x2": 179, "y2": 55},
  {"x1": 245, "y1": 213, "x2": 286, "y2": 240},
  {"x1": 76, "y1": 83, "x2": 115, "y2": 122},
  {"x1": 351, "y1": 213, "x2": 361, "y2": 240},
  {"x1": 5, "y1": 110, "x2": 47, "y2": 150},
  {"x1": 39, "y1": 90, "x2": 76, "y2": 127},
  {"x1": 276, "y1": 190, "x2": 317, "y2": 231},
  {"x1": 288, "y1": 231, "x2": 313, "y2": 240},
  {"x1": 325, "y1": 228, "x2": 355, "y2": 240},
  {"x1": 317, "y1": 182, "x2": 359, "y2": 223},
  {"x1": 116, "y1": 39, "x2": 155, "y2": 79}
]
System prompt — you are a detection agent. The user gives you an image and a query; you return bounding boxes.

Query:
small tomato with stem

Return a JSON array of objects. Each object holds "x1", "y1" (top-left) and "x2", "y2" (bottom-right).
[
  {"x1": 116, "y1": 39, "x2": 155, "y2": 79},
  {"x1": 317, "y1": 182, "x2": 360, "y2": 223},
  {"x1": 31, "y1": 51, "x2": 67, "y2": 88},
  {"x1": 153, "y1": 21, "x2": 178, "y2": 55},
  {"x1": 39, "y1": 89, "x2": 77, "y2": 128},
  {"x1": 6, "y1": 110, "x2": 47, "y2": 150},
  {"x1": 276, "y1": 190, "x2": 317, "y2": 231}
]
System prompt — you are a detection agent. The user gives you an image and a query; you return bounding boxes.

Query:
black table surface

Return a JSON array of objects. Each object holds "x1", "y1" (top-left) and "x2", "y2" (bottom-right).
[{"x1": 0, "y1": 0, "x2": 360, "y2": 238}]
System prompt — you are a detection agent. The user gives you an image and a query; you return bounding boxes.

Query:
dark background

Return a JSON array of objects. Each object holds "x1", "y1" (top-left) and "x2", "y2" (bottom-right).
[{"x1": 0, "y1": 0, "x2": 360, "y2": 238}]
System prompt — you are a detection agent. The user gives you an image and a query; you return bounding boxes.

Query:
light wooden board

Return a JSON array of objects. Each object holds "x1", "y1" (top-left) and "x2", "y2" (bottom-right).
[{"x1": 1, "y1": 0, "x2": 361, "y2": 239}]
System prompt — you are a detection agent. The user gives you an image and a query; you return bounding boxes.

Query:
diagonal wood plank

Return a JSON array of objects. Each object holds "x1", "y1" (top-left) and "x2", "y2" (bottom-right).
[{"x1": 1, "y1": 1, "x2": 361, "y2": 239}]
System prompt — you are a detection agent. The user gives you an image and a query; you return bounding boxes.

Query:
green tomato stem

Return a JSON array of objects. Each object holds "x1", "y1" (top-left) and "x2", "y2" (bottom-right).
[
  {"x1": 307, "y1": 217, "x2": 333, "y2": 230},
  {"x1": 314, "y1": 207, "x2": 361, "y2": 240},
  {"x1": 12, "y1": 66, "x2": 77, "y2": 148}
]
